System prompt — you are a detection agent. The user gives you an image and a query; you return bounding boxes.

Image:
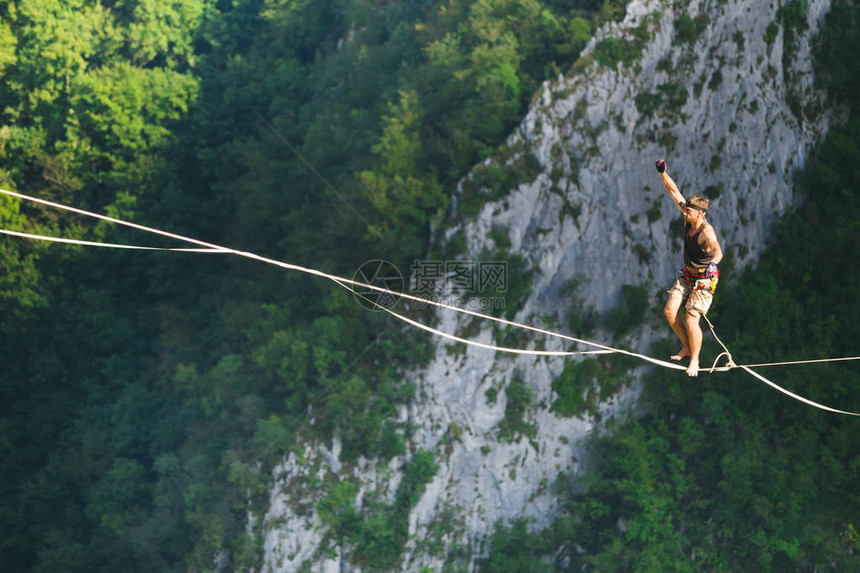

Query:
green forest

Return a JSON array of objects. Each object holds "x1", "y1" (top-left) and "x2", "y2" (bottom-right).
[{"x1": 0, "y1": 0, "x2": 858, "y2": 572}]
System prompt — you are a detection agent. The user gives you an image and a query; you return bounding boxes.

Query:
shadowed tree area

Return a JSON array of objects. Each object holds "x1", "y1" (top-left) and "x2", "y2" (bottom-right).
[{"x1": 0, "y1": 1, "x2": 632, "y2": 570}]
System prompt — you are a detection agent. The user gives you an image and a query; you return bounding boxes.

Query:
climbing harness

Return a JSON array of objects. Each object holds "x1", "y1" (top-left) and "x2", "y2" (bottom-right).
[
  {"x1": 1, "y1": 187, "x2": 858, "y2": 416},
  {"x1": 680, "y1": 265, "x2": 719, "y2": 292}
]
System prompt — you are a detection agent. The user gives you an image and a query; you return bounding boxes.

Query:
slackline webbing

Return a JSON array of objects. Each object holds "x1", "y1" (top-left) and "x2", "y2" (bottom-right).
[
  {"x1": 1, "y1": 187, "x2": 858, "y2": 416},
  {"x1": 332, "y1": 277, "x2": 612, "y2": 358},
  {"x1": 741, "y1": 366, "x2": 859, "y2": 416},
  {"x1": 0, "y1": 188, "x2": 689, "y2": 368},
  {"x1": 0, "y1": 228, "x2": 228, "y2": 252}
]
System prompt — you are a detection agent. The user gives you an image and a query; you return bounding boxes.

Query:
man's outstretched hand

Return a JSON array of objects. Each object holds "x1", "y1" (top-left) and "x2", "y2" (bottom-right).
[{"x1": 655, "y1": 159, "x2": 666, "y2": 173}]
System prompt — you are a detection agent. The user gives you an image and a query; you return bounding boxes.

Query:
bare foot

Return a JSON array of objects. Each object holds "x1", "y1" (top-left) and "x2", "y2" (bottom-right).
[
  {"x1": 686, "y1": 360, "x2": 699, "y2": 377},
  {"x1": 671, "y1": 348, "x2": 691, "y2": 361}
]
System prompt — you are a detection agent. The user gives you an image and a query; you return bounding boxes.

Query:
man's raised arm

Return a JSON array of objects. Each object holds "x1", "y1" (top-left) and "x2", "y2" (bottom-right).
[{"x1": 655, "y1": 160, "x2": 685, "y2": 212}]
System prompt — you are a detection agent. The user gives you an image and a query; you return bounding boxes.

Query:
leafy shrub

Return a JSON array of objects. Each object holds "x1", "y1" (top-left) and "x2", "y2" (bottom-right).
[
  {"x1": 498, "y1": 373, "x2": 536, "y2": 442},
  {"x1": 475, "y1": 518, "x2": 554, "y2": 572},
  {"x1": 606, "y1": 284, "x2": 649, "y2": 337},
  {"x1": 674, "y1": 13, "x2": 707, "y2": 44},
  {"x1": 594, "y1": 36, "x2": 640, "y2": 70}
]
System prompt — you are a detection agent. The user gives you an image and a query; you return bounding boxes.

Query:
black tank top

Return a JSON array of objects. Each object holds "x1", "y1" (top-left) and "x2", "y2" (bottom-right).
[{"x1": 684, "y1": 222, "x2": 713, "y2": 269}]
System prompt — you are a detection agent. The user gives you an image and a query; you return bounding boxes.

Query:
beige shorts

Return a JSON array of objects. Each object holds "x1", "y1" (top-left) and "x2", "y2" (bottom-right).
[{"x1": 667, "y1": 276, "x2": 717, "y2": 317}]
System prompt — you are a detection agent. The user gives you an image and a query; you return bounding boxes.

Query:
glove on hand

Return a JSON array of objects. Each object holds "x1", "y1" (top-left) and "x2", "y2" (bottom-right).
[
  {"x1": 655, "y1": 159, "x2": 666, "y2": 173},
  {"x1": 706, "y1": 262, "x2": 719, "y2": 278}
]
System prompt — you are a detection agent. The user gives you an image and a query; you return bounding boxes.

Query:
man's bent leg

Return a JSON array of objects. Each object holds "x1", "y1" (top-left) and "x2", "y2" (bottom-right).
[
  {"x1": 684, "y1": 283, "x2": 716, "y2": 376},
  {"x1": 664, "y1": 294, "x2": 690, "y2": 360},
  {"x1": 685, "y1": 311, "x2": 703, "y2": 376}
]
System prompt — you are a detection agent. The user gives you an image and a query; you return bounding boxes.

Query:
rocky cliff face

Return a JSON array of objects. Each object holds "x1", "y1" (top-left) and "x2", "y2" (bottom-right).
[{"x1": 258, "y1": 0, "x2": 836, "y2": 571}]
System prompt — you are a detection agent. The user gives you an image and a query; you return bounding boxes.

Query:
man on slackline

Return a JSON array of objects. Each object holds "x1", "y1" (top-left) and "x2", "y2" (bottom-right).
[{"x1": 655, "y1": 159, "x2": 723, "y2": 377}]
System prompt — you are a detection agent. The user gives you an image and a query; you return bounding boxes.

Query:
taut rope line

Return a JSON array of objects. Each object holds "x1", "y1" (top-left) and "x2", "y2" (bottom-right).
[
  {"x1": 740, "y1": 366, "x2": 859, "y2": 416},
  {"x1": 0, "y1": 228, "x2": 228, "y2": 252},
  {"x1": 331, "y1": 277, "x2": 612, "y2": 358},
  {"x1": 0, "y1": 187, "x2": 691, "y2": 369},
  {"x1": 1, "y1": 187, "x2": 858, "y2": 416}
]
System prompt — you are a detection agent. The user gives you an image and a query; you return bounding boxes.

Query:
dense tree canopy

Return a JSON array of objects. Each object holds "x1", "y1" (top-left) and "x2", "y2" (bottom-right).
[{"x1": 0, "y1": 1, "x2": 631, "y2": 571}]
